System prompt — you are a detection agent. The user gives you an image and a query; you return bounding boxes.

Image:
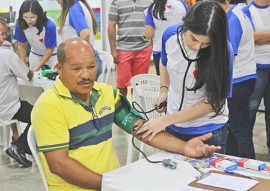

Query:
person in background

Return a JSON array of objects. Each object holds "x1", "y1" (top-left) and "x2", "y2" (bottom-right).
[
  {"x1": 31, "y1": 37, "x2": 221, "y2": 191},
  {"x1": 0, "y1": 17, "x2": 20, "y2": 142},
  {"x1": 57, "y1": 0, "x2": 102, "y2": 80},
  {"x1": 144, "y1": 0, "x2": 188, "y2": 75},
  {"x1": 229, "y1": 0, "x2": 248, "y2": 8},
  {"x1": 108, "y1": 0, "x2": 153, "y2": 96},
  {"x1": 215, "y1": 0, "x2": 257, "y2": 159},
  {"x1": 137, "y1": 1, "x2": 233, "y2": 154},
  {"x1": 0, "y1": 21, "x2": 34, "y2": 167},
  {"x1": 0, "y1": 17, "x2": 13, "y2": 50},
  {"x1": 242, "y1": 0, "x2": 270, "y2": 153},
  {"x1": 14, "y1": 0, "x2": 58, "y2": 71}
]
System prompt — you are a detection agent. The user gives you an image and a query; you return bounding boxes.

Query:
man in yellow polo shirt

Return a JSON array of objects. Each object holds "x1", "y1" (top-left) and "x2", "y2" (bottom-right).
[{"x1": 31, "y1": 37, "x2": 221, "y2": 191}]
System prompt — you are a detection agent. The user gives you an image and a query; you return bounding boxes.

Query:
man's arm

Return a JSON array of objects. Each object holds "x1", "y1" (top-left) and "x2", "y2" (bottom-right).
[
  {"x1": 108, "y1": 21, "x2": 119, "y2": 64},
  {"x1": 144, "y1": 25, "x2": 154, "y2": 40},
  {"x1": 254, "y1": 31, "x2": 270, "y2": 45},
  {"x1": 133, "y1": 119, "x2": 221, "y2": 158},
  {"x1": 44, "y1": 149, "x2": 102, "y2": 190}
]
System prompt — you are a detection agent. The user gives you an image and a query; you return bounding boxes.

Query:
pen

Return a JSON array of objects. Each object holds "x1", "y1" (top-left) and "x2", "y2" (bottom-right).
[{"x1": 224, "y1": 170, "x2": 257, "y2": 180}]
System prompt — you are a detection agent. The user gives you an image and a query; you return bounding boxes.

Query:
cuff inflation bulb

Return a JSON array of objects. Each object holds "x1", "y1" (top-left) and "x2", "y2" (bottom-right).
[{"x1": 162, "y1": 159, "x2": 178, "y2": 169}]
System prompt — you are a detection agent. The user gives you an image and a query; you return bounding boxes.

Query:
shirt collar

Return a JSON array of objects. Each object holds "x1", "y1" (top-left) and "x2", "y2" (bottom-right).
[{"x1": 53, "y1": 76, "x2": 101, "y2": 107}]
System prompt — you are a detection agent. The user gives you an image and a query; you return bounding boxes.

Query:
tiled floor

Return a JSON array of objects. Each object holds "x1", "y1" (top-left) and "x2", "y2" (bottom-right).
[{"x1": 0, "y1": 64, "x2": 269, "y2": 190}]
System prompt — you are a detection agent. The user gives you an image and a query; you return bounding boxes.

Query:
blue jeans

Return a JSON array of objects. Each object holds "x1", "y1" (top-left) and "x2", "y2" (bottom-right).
[
  {"x1": 166, "y1": 124, "x2": 228, "y2": 154},
  {"x1": 226, "y1": 78, "x2": 256, "y2": 159},
  {"x1": 249, "y1": 68, "x2": 270, "y2": 151},
  {"x1": 153, "y1": 53, "x2": 161, "y2": 76}
]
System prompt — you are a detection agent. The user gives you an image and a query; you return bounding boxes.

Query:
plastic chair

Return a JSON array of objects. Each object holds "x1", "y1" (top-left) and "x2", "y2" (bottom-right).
[
  {"x1": 27, "y1": 126, "x2": 49, "y2": 191},
  {"x1": 126, "y1": 74, "x2": 163, "y2": 164},
  {"x1": 97, "y1": 51, "x2": 115, "y2": 85},
  {"x1": 0, "y1": 118, "x2": 21, "y2": 150}
]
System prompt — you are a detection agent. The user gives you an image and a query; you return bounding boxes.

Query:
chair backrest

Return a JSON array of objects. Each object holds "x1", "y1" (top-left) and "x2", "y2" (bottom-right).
[
  {"x1": 131, "y1": 74, "x2": 163, "y2": 120},
  {"x1": 97, "y1": 51, "x2": 114, "y2": 85},
  {"x1": 126, "y1": 74, "x2": 163, "y2": 164},
  {"x1": 27, "y1": 126, "x2": 49, "y2": 191}
]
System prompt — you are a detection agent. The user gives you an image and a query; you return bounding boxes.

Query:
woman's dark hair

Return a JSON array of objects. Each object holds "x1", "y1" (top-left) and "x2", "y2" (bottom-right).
[
  {"x1": 230, "y1": 0, "x2": 247, "y2": 5},
  {"x1": 148, "y1": 0, "x2": 167, "y2": 21},
  {"x1": 183, "y1": 0, "x2": 230, "y2": 117},
  {"x1": 58, "y1": 0, "x2": 97, "y2": 35},
  {"x1": 17, "y1": 0, "x2": 47, "y2": 35}
]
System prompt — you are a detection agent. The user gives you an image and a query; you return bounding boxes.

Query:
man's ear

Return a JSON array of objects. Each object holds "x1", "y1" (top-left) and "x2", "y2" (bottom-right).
[{"x1": 55, "y1": 63, "x2": 61, "y2": 73}]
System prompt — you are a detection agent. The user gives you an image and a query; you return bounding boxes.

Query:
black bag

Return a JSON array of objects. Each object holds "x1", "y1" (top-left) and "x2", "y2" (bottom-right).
[{"x1": 44, "y1": 72, "x2": 58, "y2": 80}]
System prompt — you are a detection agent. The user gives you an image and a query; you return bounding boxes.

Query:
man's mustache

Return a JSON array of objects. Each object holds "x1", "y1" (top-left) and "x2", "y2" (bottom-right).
[{"x1": 78, "y1": 79, "x2": 94, "y2": 85}]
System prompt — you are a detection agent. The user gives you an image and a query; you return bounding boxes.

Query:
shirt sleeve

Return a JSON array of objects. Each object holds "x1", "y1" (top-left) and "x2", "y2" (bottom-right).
[
  {"x1": 161, "y1": 24, "x2": 180, "y2": 66},
  {"x1": 14, "y1": 22, "x2": 27, "y2": 43},
  {"x1": 8, "y1": 51, "x2": 29, "y2": 81},
  {"x1": 227, "y1": 15, "x2": 243, "y2": 55},
  {"x1": 227, "y1": 41, "x2": 234, "y2": 98},
  {"x1": 242, "y1": 5, "x2": 255, "y2": 29},
  {"x1": 108, "y1": 0, "x2": 119, "y2": 23},
  {"x1": 31, "y1": 102, "x2": 70, "y2": 152},
  {"x1": 69, "y1": 3, "x2": 89, "y2": 35},
  {"x1": 44, "y1": 19, "x2": 57, "y2": 48},
  {"x1": 145, "y1": 7, "x2": 155, "y2": 28}
]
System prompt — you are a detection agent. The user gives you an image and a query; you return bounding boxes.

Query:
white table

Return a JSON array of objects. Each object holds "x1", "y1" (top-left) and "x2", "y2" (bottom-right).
[
  {"x1": 18, "y1": 77, "x2": 54, "y2": 104},
  {"x1": 102, "y1": 151, "x2": 270, "y2": 191},
  {"x1": 102, "y1": 151, "x2": 200, "y2": 191}
]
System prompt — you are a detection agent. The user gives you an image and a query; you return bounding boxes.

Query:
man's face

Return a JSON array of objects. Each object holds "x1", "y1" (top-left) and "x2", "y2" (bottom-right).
[
  {"x1": 56, "y1": 42, "x2": 97, "y2": 100},
  {"x1": 0, "y1": 23, "x2": 9, "y2": 44}
]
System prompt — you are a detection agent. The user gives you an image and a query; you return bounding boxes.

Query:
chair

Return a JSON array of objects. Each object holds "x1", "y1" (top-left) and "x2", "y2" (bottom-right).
[
  {"x1": 126, "y1": 74, "x2": 163, "y2": 164},
  {"x1": 0, "y1": 118, "x2": 21, "y2": 150},
  {"x1": 27, "y1": 126, "x2": 49, "y2": 191},
  {"x1": 97, "y1": 51, "x2": 115, "y2": 85}
]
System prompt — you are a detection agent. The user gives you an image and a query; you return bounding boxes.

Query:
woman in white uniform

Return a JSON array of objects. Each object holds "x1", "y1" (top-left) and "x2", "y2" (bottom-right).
[
  {"x1": 137, "y1": 1, "x2": 234, "y2": 153},
  {"x1": 144, "y1": 0, "x2": 188, "y2": 75},
  {"x1": 57, "y1": 0, "x2": 102, "y2": 79},
  {"x1": 14, "y1": 0, "x2": 58, "y2": 71}
]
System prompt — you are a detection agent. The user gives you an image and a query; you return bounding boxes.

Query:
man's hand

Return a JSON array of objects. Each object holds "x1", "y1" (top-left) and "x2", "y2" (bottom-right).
[
  {"x1": 27, "y1": 69, "x2": 34, "y2": 81},
  {"x1": 111, "y1": 49, "x2": 119, "y2": 64},
  {"x1": 182, "y1": 133, "x2": 221, "y2": 158}
]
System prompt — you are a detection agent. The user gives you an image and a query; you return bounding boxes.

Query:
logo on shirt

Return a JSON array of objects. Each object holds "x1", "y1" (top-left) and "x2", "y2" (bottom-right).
[
  {"x1": 98, "y1": 105, "x2": 112, "y2": 115},
  {"x1": 39, "y1": 38, "x2": 44, "y2": 43}
]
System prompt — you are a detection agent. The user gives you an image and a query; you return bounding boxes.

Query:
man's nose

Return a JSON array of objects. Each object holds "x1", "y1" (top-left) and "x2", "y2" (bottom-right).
[{"x1": 81, "y1": 68, "x2": 91, "y2": 79}]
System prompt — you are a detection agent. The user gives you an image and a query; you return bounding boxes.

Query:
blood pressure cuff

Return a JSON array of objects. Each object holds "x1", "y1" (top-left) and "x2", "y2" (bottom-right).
[{"x1": 114, "y1": 95, "x2": 143, "y2": 134}]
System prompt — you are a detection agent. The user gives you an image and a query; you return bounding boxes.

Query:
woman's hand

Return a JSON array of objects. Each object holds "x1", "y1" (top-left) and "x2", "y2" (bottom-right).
[
  {"x1": 155, "y1": 87, "x2": 168, "y2": 112},
  {"x1": 136, "y1": 118, "x2": 167, "y2": 142}
]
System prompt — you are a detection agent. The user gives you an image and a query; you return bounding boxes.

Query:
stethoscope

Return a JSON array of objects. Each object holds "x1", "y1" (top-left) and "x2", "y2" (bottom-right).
[{"x1": 176, "y1": 26, "x2": 201, "y2": 111}]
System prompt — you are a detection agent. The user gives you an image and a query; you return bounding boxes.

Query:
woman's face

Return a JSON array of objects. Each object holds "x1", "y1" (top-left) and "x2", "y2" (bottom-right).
[
  {"x1": 22, "y1": 12, "x2": 38, "y2": 27},
  {"x1": 184, "y1": 30, "x2": 211, "y2": 51}
]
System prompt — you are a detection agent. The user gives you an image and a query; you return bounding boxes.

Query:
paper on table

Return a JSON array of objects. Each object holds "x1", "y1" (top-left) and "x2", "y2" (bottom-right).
[
  {"x1": 179, "y1": 185, "x2": 212, "y2": 191},
  {"x1": 197, "y1": 173, "x2": 258, "y2": 191}
]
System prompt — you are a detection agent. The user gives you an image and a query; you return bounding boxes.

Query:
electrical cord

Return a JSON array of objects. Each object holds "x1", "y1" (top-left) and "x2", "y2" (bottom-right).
[
  {"x1": 131, "y1": 100, "x2": 167, "y2": 116},
  {"x1": 131, "y1": 101, "x2": 178, "y2": 169},
  {"x1": 131, "y1": 101, "x2": 162, "y2": 164}
]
